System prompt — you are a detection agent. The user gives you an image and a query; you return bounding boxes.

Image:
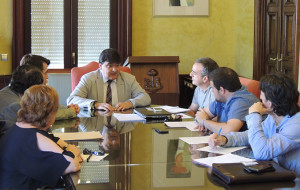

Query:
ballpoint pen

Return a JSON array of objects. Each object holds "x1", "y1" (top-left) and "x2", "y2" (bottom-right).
[{"x1": 218, "y1": 128, "x2": 222, "y2": 136}]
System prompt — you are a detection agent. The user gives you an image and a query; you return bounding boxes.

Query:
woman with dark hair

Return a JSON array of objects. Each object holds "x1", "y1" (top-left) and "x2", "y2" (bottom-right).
[
  {"x1": 0, "y1": 85, "x2": 81, "y2": 189},
  {"x1": 209, "y1": 73, "x2": 300, "y2": 175}
]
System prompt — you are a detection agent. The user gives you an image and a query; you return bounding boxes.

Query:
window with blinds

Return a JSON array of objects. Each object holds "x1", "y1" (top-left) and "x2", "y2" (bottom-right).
[
  {"x1": 78, "y1": 0, "x2": 110, "y2": 67},
  {"x1": 30, "y1": 0, "x2": 110, "y2": 69},
  {"x1": 31, "y1": 0, "x2": 64, "y2": 69}
]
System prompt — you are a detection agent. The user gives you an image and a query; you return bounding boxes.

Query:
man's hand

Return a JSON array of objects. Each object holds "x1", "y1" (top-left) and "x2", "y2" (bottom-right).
[
  {"x1": 208, "y1": 133, "x2": 227, "y2": 148},
  {"x1": 194, "y1": 124, "x2": 206, "y2": 132},
  {"x1": 95, "y1": 102, "x2": 114, "y2": 111},
  {"x1": 194, "y1": 108, "x2": 210, "y2": 131},
  {"x1": 114, "y1": 101, "x2": 133, "y2": 111},
  {"x1": 249, "y1": 102, "x2": 269, "y2": 115},
  {"x1": 68, "y1": 104, "x2": 80, "y2": 114}
]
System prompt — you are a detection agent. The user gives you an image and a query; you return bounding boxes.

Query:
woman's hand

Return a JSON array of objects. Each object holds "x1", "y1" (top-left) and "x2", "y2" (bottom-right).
[{"x1": 66, "y1": 144, "x2": 83, "y2": 162}]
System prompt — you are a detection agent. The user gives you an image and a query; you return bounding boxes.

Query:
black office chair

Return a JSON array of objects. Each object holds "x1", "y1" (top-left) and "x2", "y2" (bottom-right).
[{"x1": 40, "y1": 174, "x2": 76, "y2": 190}]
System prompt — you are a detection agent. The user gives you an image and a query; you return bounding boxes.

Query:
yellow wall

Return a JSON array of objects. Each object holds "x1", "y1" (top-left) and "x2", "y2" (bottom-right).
[
  {"x1": 0, "y1": 0, "x2": 12, "y2": 75},
  {"x1": 132, "y1": 0, "x2": 254, "y2": 77},
  {"x1": 235, "y1": 0, "x2": 255, "y2": 78},
  {"x1": 0, "y1": 0, "x2": 254, "y2": 77}
]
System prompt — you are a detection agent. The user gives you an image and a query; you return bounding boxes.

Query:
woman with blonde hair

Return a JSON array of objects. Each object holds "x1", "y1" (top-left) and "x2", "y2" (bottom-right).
[{"x1": 0, "y1": 85, "x2": 81, "y2": 189}]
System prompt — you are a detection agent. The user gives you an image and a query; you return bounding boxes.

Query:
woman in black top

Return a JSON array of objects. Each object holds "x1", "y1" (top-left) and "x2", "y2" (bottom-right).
[{"x1": 0, "y1": 85, "x2": 81, "y2": 189}]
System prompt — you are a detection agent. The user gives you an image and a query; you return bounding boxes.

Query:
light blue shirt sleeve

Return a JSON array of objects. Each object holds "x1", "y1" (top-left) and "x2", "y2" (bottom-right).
[
  {"x1": 247, "y1": 113, "x2": 300, "y2": 160},
  {"x1": 224, "y1": 131, "x2": 250, "y2": 147}
]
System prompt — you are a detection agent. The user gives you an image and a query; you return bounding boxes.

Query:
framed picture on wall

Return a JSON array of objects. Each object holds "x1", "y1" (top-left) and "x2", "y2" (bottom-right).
[{"x1": 153, "y1": 0, "x2": 209, "y2": 16}]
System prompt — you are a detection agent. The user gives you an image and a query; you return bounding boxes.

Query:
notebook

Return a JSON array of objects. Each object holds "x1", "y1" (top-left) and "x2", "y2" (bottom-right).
[
  {"x1": 212, "y1": 161, "x2": 296, "y2": 184},
  {"x1": 134, "y1": 107, "x2": 171, "y2": 119}
]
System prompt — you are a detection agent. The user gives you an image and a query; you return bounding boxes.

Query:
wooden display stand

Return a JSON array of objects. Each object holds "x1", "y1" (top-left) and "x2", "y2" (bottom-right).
[{"x1": 124, "y1": 56, "x2": 180, "y2": 106}]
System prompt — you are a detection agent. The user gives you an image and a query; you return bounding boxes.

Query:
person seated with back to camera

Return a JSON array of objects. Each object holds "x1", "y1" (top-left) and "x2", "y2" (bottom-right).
[
  {"x1": 0, "y1": 66, "x2": 78, "y2": 151},
  {"x1": 0, "y1": 65, "x2": 44, "y2": 134},
  {"x1": 209, "y1": 73, "x2": 300, "y2": 175},
  {"x1": 67, "y1": 48, "x2": 151, "y2": 112},
  {"x1": 0, "y1": 65, "x2": 43, "y2": 111},
  {"x1": 195, "y1": 67, "x2": 259, "y2": 134},
  {"x1": 20, "y1": 54, "x2": 80, "y2": 120},
  {"x1": 0, "y1": 85, "x2": 82, "y2": 189}
]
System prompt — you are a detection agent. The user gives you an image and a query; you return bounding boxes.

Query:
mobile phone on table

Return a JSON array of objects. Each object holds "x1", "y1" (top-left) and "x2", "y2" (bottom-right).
[{"x1": 244, "y1": 163, "x2": 275, "y2": 173}]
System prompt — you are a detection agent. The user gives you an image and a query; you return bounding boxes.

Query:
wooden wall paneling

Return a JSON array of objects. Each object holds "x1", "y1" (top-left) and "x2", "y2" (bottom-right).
[{"x1": 126, "y1": 56, "x2": 180, "y2": 106}]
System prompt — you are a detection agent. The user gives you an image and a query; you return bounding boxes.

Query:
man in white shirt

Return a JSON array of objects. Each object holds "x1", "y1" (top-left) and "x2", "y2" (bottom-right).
[{"x1": 187, "y1": 57, "x2": 219, "y2": 117}]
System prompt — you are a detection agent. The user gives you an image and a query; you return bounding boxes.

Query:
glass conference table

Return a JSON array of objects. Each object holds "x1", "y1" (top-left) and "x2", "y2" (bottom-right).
[{"x1": 51, "y1": 110, "x2": 300, "y2": 190}]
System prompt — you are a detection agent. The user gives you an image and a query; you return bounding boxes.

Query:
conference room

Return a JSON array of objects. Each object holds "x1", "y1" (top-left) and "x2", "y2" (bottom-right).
[{"x1": 1, "y1": 0, "x2": 300, "y2": 189}]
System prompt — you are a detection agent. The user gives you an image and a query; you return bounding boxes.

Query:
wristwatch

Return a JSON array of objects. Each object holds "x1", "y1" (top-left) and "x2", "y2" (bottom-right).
[{"x1": 91, "y1": 101, "x2": 97, "y2": 110}]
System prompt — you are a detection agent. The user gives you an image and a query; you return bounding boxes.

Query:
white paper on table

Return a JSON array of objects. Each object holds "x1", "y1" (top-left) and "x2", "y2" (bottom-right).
[
  {"x1": 193, "y1": 153, "x2": 255, "y2": 167},
  {"x1": 53, "y1": 131, "x2": 103, "y2": 141},
  {"x1": 113, "y1": 113, "x2": 146, "y2": 122},
  {"x1": 179, "y1": 136, "x2": 210, "y2": 144},
  {"x1": 82, "y1": 153, "x2": 109, "y2": 162},
  {"x1": 165, "y1": 121, "x2": 198, "y2": 129},
  {"x1": 197, "y1": 146, "x2": 247, "y2": 154},
  {"x1": 184, "y1": 122, "x2": 199, "y2": 131},
  {"x1": 155, "y1": 106, "x2": 190, "y2": 113}
]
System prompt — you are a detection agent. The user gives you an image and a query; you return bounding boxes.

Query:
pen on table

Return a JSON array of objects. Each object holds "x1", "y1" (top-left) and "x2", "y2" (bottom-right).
[{"x1": 87, "y1": 154, "x2": 92, "y2": 162}]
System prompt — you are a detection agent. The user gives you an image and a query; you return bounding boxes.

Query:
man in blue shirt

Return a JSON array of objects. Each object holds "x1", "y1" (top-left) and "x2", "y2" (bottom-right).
[
  {"x1": 195, "y1": 67, "x2": 259, "y2": 134},
  {"x1": 209, "y1": 73, "x2": 300, "y2": 175}
]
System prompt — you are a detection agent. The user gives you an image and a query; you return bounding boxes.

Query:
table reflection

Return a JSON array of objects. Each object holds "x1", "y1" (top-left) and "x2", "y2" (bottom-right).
[{"x1": 50, "y1": 110, "x2": 299, "y2": 190}]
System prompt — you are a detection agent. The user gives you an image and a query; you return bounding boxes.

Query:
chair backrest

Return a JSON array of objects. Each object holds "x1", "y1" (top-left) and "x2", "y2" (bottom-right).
[
  {"x1": 239, "y1": 77, "x2": 260, "y2": 99},
  {"x1": 71, "y1": 61, "x2": 131, "y2": 91}
]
